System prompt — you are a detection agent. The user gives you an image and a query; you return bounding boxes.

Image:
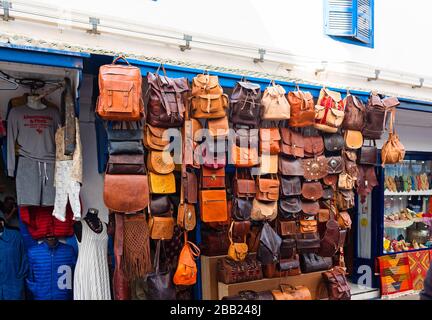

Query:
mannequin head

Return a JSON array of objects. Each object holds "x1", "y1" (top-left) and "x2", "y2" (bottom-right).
[{"x1": 27, "y1": 95, "x2": 47, "y2": 110}]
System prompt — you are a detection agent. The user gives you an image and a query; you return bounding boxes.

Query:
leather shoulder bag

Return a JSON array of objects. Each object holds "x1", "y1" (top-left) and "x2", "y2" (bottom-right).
[
  {"x1": 279, "y1": 157, "x2": 305, "y2": 176},
  {"x1": 173, "y1": 233, "x2": 201, "y2": 286},
  {"x1": 279, "y1": 197, "x2": 302, "y2": 220},
  {"x1": 149, "y1": 172, "x2": 176, "y2": 194},
  {"x1": 323, "y1": 132, "x2": 345, "y2": 152},
  {"x1": 233, "y1": 169, "x2": 256, "y2": 198},
  {"x1": 199, "y1": 189, "x2": 228, "y2": 223},
  {"x1": 147, "y1": 150, "x2": 175, "y2": 174},
  {"x1": 303, "y1": 156, "x2": 328, "y2": 181},
  {"x1": 107, "y1": 154, "x2": 145, "y2": 175},
  {"x1": 257, "y1": 222, "x2": 282, "y2": 265},
  {"x1": 255, "y1": 175, "x2": 279, "y2": 201},
  {"x1": 280, "y1": 127, "x2": 304, "y2": 158},
  {"x1": 232, "y1": 197, "x2": 252, "y2": 221},
  {"x1": 342, "y1": 94, "x2": 365, "y2": 131},
  {"x1": 280, "y1": 175, "x2": 302, "y2": 197},
  {"x1": 362, "y1": 93, "x2": 386, "y2": 140},
  {"x1": 303, "y1": 135, "x2": 324, "y2": 157},
  {"x1": 322, "y1": 266, "x2": 351, "y2": 300},
  {"x1": 358, "y1": 139, "x2": 378, "y2": 166},
  {"x1": 201, "y1": 166, "x2": 225, "y2": 189},
  {"x1": 227, "y1": 222, "x2": 249, "y2": 262},
  {"x1": 144, "y1": 124, "x2": 170, "y2": 151},
  {"x1": 259, "y1": 128, "x2": 281, "y2": 155},
  {"x1": 318, "y1": 202, "x2": 340, "y2": 257},
  {"x1": 301, "y1": 181, "x2": 323, "y2": 201},
  {"x1": 381, "y1": 108, "x2": 405, "y2": 166},
  {"x1": 314, "y1": 88, "x2": 345, "y2": 133},
  {"x1": 251, "y1": 198, "x2": 278, "y2": 221}
]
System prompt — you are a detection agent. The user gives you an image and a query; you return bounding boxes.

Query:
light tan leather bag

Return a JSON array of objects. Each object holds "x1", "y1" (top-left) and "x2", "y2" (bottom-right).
[
  {"x1": 147, "y1": 150, "x2": 175, "y2": 174},
  {"x1": 272, "y1": 284, "x2": 312, "y2": 300},
  {"x1": 344, "y1": 130, "x2": 363, "y2": 150},
  {"x1": 190, "y1": 74, "x2": 228, "y2": 119},
  {"x1": 261, "y1": 82, "x2": 290, "y2": 120},
  {"x1": 148, "y1": 204, "x2": 174, "y2": 240},
  {"x1": 149, "y1": 172, "x2": 176, "y2": 194},
  {"x1": 314, "y1": 88, "x2": 345, "y2": 133},
  {"x1": 381, "y1": 108, "x2": 405, "y2": 166},
  {"x1": 144, "y1": 124, "x2": 170, "y2": 151},
  {"x1": 251, "y1": 199, "x2": 277, "y2": 221}
]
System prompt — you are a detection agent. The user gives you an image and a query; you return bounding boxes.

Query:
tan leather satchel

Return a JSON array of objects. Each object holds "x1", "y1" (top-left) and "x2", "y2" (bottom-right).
[
  {"x1": 149, "y1": 172, "x2": 176, "y2": 194},
  {"x1": 344, "y1": 130, "x2": 363, "y2": 150},
  {"x1": 261, "y1": 82, "x2": 290, "y2": 120},
  {"x1": 97, "y1": 56, "x2": 144, "y2": 121},
  {"x1": 190, "y1": 74, "x2": 228, "y2": 119},
  {"x1": 287, "y1": 90, "x2": 315, "y2": 127},
  {"x1": 338, "y1": 172, "x2": 355, "y2": 190},
  {"x1": 147, "y1": 150, "x2": 175, "y2": 174},
  {"x1": 177, "y1": 184, "x2": 196, "y2": 231},
  {"x1": 300, "y1": 220, "x2": 318, "y2": 233},
  {"x1": 381, "y1": 108, "x2": 405, "y2": 166},
  {"x1": 280, "y1": 127, "x2": 304, "y2": 158},
  {"x1": 251, "y1": 199, "x2": 278, "y2": 221},
  {"x1": 231, "y1": 144, "x2": 260, "y2": 168},
  {"x1": 255, "y1": 175, "x2": 280, "y2": 201},
  {"x1": 259, "y1": 128, "x2": 281, "y2": 155},
  {"x1": 148, "y1": 203, "x2": 175, "y2": 240},
  {"x1": 272, "y1": 284, "x2": 312, "y2": 300},
  {"x1": 144, "y1": 124, "x2": 170, "y2": 151},
  {"x1": 337, "y1": 211, "x2": 352, "y2": 229},
  {"x1": 258, "y1": 154, "x2": 278, "y2": 175},
  {"x1": 104, "y1": 174, "x2": 149, "y2": 212},
  {"x1": 314, "y1": 88, "x2": 345, "y2": 133}
]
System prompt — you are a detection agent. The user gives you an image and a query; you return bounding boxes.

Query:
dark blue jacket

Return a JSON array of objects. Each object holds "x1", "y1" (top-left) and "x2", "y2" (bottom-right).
[
  {"x1": 26, "y1": 241, "x2": 76, "y2": 300},
  {"x1": 0, "y1": 227, "x2": 28, "y2": 300}
]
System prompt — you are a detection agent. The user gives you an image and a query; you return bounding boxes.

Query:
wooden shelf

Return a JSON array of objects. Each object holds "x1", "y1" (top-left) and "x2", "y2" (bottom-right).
[{"x1": 384, "y1": 190, "x2": 432, "y2": 196}]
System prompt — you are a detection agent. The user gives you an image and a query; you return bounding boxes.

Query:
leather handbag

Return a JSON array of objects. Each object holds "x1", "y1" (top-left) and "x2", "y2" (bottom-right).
[
  {"x1": 201, "y1": 166, "x2": 225, "y2": 189},
  {"x1": 146, "y1": 67, "x2": 188, "y2": 128},
  {"x1": 280, "y1": 238, "x2": 297, "y2": 259},
  {"x1": 259, "y1": 154, "x2": 278, "y2": 175},
  {"x1": 255, "y1": 176, "x2": 279, "y2": 201},
  {"x1": 319, "y1": 205, "x2": 340, "y2": 257},
  {"x1": 228, "y1": 222, "x2": 249, "y2": 262},
  {"x1": 318, "y1": 208, "x2": 330, "y2": 223},
  {"x1": 338, "y1": 211, "x2": 352, "y2": 229},
  {"x1": 300, "y1": 253, "x2": 333, "y2": 273},
  {"x1": 173, "y1": 233, "x2": 201, "y2": 286},
  {"x1": 337, "y1": 190, "x2": 355, "y2": 210},
  {"x1": 208, "y1": 116, "x2": 229, "y2": 137},
  {"x1": 230, "y1": 81, "x2": 262, "y2": 127},
  {"x1": 303, "y1": 135, "x2": 324, "y2": 157},
  {"x1": 233, "y1": 169, "x2": 256, "y2": 198},
  {"x1": 177, "y1": 182, "x2": 196, "y2": 231},
  {"x1": 150, "y1": 195, "x2": 173, "y2": 216},
  {"x1": 362, "y1": 93, "x2": 390, "y2": 140},
  {"x1": 247, "y1": 224, "x2": 262, "y2": 253},
  {"x1": 231, "y1": 144, "x2": 259, "y2": 168},
  {"x1": 97, "y1": 56, "x2": 144, "y2": 121},
  {"x1": 148, "y1": 201, "x2": 175, "y2": 240},
  {"x1": 144, "y1": 240, "x2": 176, "y2": 300},
  {"x1": 322, "y1": 267, "x2": 351, "y2": 300},
  {"x1": 300, "y1": 220, "x2": 318, "y2": 233},
  {"x1": 272, "y1": 284, "x2": 312, "y2": 300},
  {"x1": 104, "y1": 174, "x2": 149, "y2": 212},
  {"x1": 199, "y1": 189, "x2": 228, "y2": 223},
  {"x1": 323, "y1": 132, "x2": 345, "y2": 152},
  {"x1": 323, "y1": 174, "x2": 338, "y2": 189},
  {"x1": 342, "y1": 94, "x2": 365, "y2": 131},
  {"x1": 231, "y1": 220, "x2": 251, "y2": 243},
  {"x1": 232, "y1": 197, "x2": 252, "y2": 221},
  {"x1": 287, "y1": 90, "x2": 315, "y2": 127},
  {"x1": 113, "y1": 213, "x2": 130, "y2": 300},
  {"x1": 327, "y1": 156, "x2": 344, "y2": 175},
  {"x1": 344, "y1": 159, "x2": 359, "y2": 181},
  {"x1": 107, "y1": 154, "x2": 145, "y2": 175},
  {"x1": 217, "y1": 256, "x2": 263, "y2": 284},
  {"x1": 222, "y1": 290, "x2": 274, "y2": 301},
  {"x1": 344, "y1": 130, "x2": 363, "y2": 150},
  {"x1": 257, "y1": 222, "x2": 282, "y2": 265},
  {"x1": 259, "y1": 128, "x2": 281, "y2": 155},
  {"x1": 381, "y1": 108, "x2": 405, "y2": 166},
  {"x1": 144, "y1": 124, "x2": 170, "y2": 151},
  {"x1": 322, "y1": 186, "x2": 334, "y2": 200},
  {"x1": 279, "y1": 157, "x2": 305, "y2": 176},
  {"x1": 280, "y1": 176, "x2": 302, "y2": 197},
  {"x1": 149, "y1": 172, "x2": 176, "y2": 194},
  {"x1": 277, "y1": 220, "x2": 298, "y2": 237},
  {"x1": 251, "y1": 199, "x2": 278, "y2": 221},
  {"x1": 235, "y1": 128, "x2": 259, "y2": 147},
  {"x1": 301, "y1": 200, "x2": 320, "y2": 215},
  {"x1": 314, "y1": 88, "x2": 345, "y2": 133},
  {"x1": 264, "y1": 259, "x2": 301, "y2": 277},
  {"x1": 147, "y1": 150, "x2": 175, "y2": 174},
  {"x1": 261, "y1": 82, "x2": 290, "y2": 120},
  {"x1": 338, "y1": 173, "x2": 355, "y2": 190},
  {"x1": 182, "y1": 170, "x2": 198, "y2": 204},
  {"x1": 190, "y1": 74, "x2": 228, "y2": 119},
  {"x1": 183, "y1": 118, "x2": 203, "y2": 166},
  {"x1": 107, "y1": 128, "x2": 145, "y2": 155},
  {"x1": 301, "y1": 181, "x2": 323, "y2": 201},
  {"x1": 280, "y1": 127, "x2": 304, "y2": 158},
  {"x1": 296, "y1": 233, "x2": 320, "y2": 253},
  {"x1": 279, "y1": 197, "x2": 302, "y2": 220},
  {"x1": 200, "y1": 226, "x2": 230, "y2": 256},
  {"x1": 303, "y1": 156, "x2": 328, "y2": 180}
]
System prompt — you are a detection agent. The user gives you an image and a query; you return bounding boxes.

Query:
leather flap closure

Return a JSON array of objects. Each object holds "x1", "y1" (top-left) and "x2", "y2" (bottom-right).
[
  {"x1": 238, "y1": 81, "x2": 261, "y2": 92},
  {"x1": 370, "y1": 94, "x2": 384, "y2": 107},
  {"x1": 258, "y1": 178, "x2": 279, "y2": 193},
  {"x1": 302, "y1": 181, "x2": 324, "y2": 201},
  {"x1": 236, "y1": 179, "x2": 256, "y2": 195},
  {"x1": 202, "y1": 166, "x2": 225, "y2": 177},
  {"x1": 201, "y1": 189, "x2": 227, "y2": 203},
  {"x1": 108, "y1": 154, "x2": 145, "y2": 165},
  {"x1": 104, "y1": 79, "x2": 134, "y2": 92},
  {"x1": 324, "y1": 133, "x2": 344, "y2": 151},
  {"x1": 279, "y1": 197, "x2": 302, "y2": 214},
  {"x1": 382, "y1": 96, "x2": 400, "y2": 108},
  {"x1": 266, "y1": 84, "x2": 286, "y2": 97},
  {"x1": 301, "y1": 201, "x2": 320, "y2": 215},
  {"x1": 279, "y1": 157, "x2": 305, "y2": 176},
  {"x1": 327, "y1": 156, "x2": 344, "y2": 174},
  {"x1": 330, "y1": 107, "x2": 345, "y2": 117},
  {"x1": 193, "y1": 74, "x2": 220, "y2": 90},
  {"x1": 323, "y1": 88, "x2": 342, "y2": 103},
  {"x1": 280, "y1": 176, "x2": 302, "y2": 196},
  {"x1": 300, "y1": 220, "x2": 318, "y2": 227}
]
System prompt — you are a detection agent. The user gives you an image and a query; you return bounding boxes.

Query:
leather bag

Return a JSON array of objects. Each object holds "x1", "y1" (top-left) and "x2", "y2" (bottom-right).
[
  {"x1": 144, "y1": 240, "x2": 176, "y2": 300},
  {"x1": 113, "y1": 213, "x2": 130, "y2": 300},
  {"x1": 301, "y1": 200, "x2": 320, "y2": 215},
  {"x1": 228, "y1": 222, "x2": 249, "y2": 262},
  {"x1": 251, "y1": 199, "x2": 278, "y2": 221},
  {"x1": 177, "y1": 183, "x2": 196, "y2": 231},
  {"x1": 195, "y1": 142, "x2": 226, "y2": 169},
  {"x1": 338, "y1": 211, "x2": 352, "y2": 229},
  {"x1": 280, "y1": 127, "x2": 304, "y2": 158},
  {"x1": 147, "y1": 150, "x2": 175, "y2": 174},
  {"x1": 314, "y1": 88, "x2": 345, "y2": 133},
  {"x1": 222, "y1": 290, "x2": 274, "y2": 301},
  {"x1": 318, "y1": 208, "x2": 330, "y2": 223},
  {"x1": 357, "y1": 165, "x2": 378, "y2": 202},
  {"x1": 319, "y1": 206, "x2": 340, "y2": 257},
  {"x1": 327, "y1": 156, "x2": 344, "y2": 174},
  {"x1": 280, "y1": 176, "x2": 302, "y2": 197},
  {"x1": 107, "y1": 128, "x2": 144, "y2": 155},
  {"x1": 279, "y1": 157, "x2": 305, "y2": 176},
  {"x1": 231, "y1": 144, "x2": 259, "y2": 168},
  {"x1": 173, "y1": 234, "x2": 201, "y2": 286},
  {"x1": 208, "y1": 116, "x2": 229, "y2": 137},
  {"x1": 97, "y1": 56, "x2": 144, "y2": 121},
  {"x1": 322, "y1": 186, "x2": 334, "y2": 200},
  {"x1": 259, "y1": 154, "x2": 278, "y2": 175},
  {"x1": 337, "y1": 190, "x2": 355, "y2": 210},
  {"x1": 233, "y1": 169, "x2": 256, "y2": 198},
  {"x1": 279, "y1": 197, "x2": 302, "y2": 220},
  {"x1": 300, "y1": 220, "x2": 318, "y2": 233},
  {"x1": 107, "y1": 154, "x2": 145, "y2": 175},
  {"x1": 232, "y1": 197, "x2": 252, "y2": 221},
  {"x1": 199, "y1": 189, "x2": 228, "y2": 223},
  {"x1": 255, "y1": 176, "x2": 279, "y2": 201},
  {"x1": 342, "y1": 94, "x2": 365, "y2": 131},
  {"x1": 259, "y1": 128, "x2": 281, "y2": 155},
  {"x1": 296, "y1": 233, "x2": 320, "y2": 253},
  {"x1": 300, "y1": 253, "x2": 333, "y2": 273},
  {"x1": 381, "y1": 108, "x2": 405, "y2": 166},
  {"x1": 148, "y1": 215, "x2": 174, "y2": 240},
  {"x1": 358, "y1": 140, "x2": 377, "y2": 165},
  {"x1": 277, "y1": 220, "x2": 298, "y2": 237},
  {"x1": 190, "y1": 74, "x2": 228, "y2": 119},
  {"x1": 150, "y1": 195, "x2": 173, "y2": 216},
  {"x1": 338, "y1": 173, "x2": 355, "y2": 190},
  {"x1": 146, "y1": 67, "x2": 188, "y2": 128},
  {"x1": 301, "y1": 181, "x2": 323, "y2": 201},
  {"x1": 287, "y1": 90, "x2": 315, "y2": 127},
  {"x1": 230, "y1": 81, "x2": 262, "y2": 127},
  {"x1": 272, "y1": 284, "x2": 312, "y2": 300},
  {"x1": 200, "y1": 226, "x2": 230, "y2": 256},
  {"x1": 144, "y1": 124, "x2": 170, "y2": 151},
  {"x1": 362, "y1": 93, "x2": 390, "y2": 140},
  {"x1": 149, "y1": 172, "x2": 176, "y2": 194},
  {"x1": 303, "y1": 156, "x2": 328, "y2": 180},
  {"x1": 217, "y1": 256, "x2": 263, "y2": 284},
  {"x1": 344, "y1": 130, "x2": 363, "y2": 150},
  {"x1": 261, "y1": 82, "x2": 290, "y2": 120},
  {"x1": 104, "y1": 174, "x2": 149, "y2": 212},
  {"x1": 323, "y1": 174, "x2": 338, "y2": 189},
  {"x1": 182, "y1": 170, "x2": 198, "y2": 204},
  {"x1": 257, "y1": 222, "x2": 282, "y2": 265},
  {"x1": 323, "y1": 132, "x2": 345, "y2": 152},
  {"x1": 322, "y1": 267, "x2": 351, "y2": 300},
  {"x1": 201, "y1": 166, "x2": 225, "y2": 189},
  {"x1": 304, "y1": 135, "x2": 325, "y2": 157}
]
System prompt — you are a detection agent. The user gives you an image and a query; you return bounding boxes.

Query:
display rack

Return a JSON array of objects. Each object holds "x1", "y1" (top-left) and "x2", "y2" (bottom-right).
[{"x1": 384, "y1": 190, "x2": 432, "y2": 196}]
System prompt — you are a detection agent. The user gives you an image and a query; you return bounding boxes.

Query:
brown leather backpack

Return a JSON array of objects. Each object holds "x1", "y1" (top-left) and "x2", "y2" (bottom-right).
[
  {"x1": 342, "y1": 94, "x2": 365, "y2": 131},
  {"x1": 190, "y1": 74, "x2": 228, "y2": 119},
  {"x1": 363, "y1": 93, "x2": 399, "y2": 139},
  {"x1": 146, "y1": 65, "x2": 189, "y2": 128},
  {"x1": 287, "y1": 90, "x2": 315, "y2": 127},
  {"x1": 97, "y1": 56, "x2": 144, "y2": 121},
  {"x1": 381, "y1": 108, "x2": 405, "y2": 166},
  {"x1": 230, "y1": 81, "x2": 262, "y2": 127}
]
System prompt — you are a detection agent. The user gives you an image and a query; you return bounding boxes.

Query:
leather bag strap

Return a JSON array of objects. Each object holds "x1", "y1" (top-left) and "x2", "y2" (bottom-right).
[{"x1": 112, "y1": 56, "x2": 131, "y2": 65}]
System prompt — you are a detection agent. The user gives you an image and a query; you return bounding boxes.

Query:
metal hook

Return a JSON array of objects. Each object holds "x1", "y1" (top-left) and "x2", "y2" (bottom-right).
[{"x1": 180, "y1": 34, "x2": 192, "y2": 51}]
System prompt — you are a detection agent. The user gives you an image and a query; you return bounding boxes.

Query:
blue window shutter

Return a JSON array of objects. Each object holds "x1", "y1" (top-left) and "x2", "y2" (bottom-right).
[
  {"x1": 355, "y1": 0, "x2": 373, "y2": 44},
  {"x1": 324, "y1": 0, "x2": 355, "y2": 37}
]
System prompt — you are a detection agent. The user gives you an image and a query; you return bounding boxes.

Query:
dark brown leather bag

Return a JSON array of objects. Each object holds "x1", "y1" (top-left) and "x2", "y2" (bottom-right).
[
  {"x1": 231, "y1": 197, "x2": 253, "y2": 221},
  {"x1": 146, "y1": 67, "x2": 189, "y2": 128},
  {"x1": 323, "y1": 132, "x2": 345, "y2": 152},
  {"x1": 200, "y1": 225, "x2": 230, "y2": 256},
  {"x1": 113, "y1": 213, "x2": 130, "y2": 300},
  {"x1": 300, "y1": 253, "x2": 333, "y2": 273},
  {"x1": 257, "y1": 222, "x2": 282, "y2": 265},
  {"x1": 322, "y1": 266, "x2": 351, "y2": 300},
  {"x1": 231, "y1": 220, "x2": 251, "y2": 243},
  {"x1": 277, "y1": 220, "x2": 298, "y2": 237},
  {"x1": 323, "y1": 174, "x2": 338, "y2": 189},
  {"x1": 287, "y1": 90, "x2": 315, "y2": 127},
  {"x1": 264, "y1": 259, "x2": 301, "y2": 278},
  {"x1": 107, "y1": 154, "x2": 145, "y2": 175},
  {"x1": 303, "y1": 135, "x2": 324, "y2": 158},
  {"x1": 217, "y1": 256, "x2": 263, "y2": 284},
  {"x1": 301, "y1": 181, "x2": 323, "y2": 201},
  {"x1": 230, "y1": 81, "x2": 262, "y2": 127},
  {"x1": 279, "y1": 197, "x2": 302, "y2": 220},
  {"x1": 280, "y1": 127, "x2": 305, "y2": 158},
  {"x1": 222, "y1": 290, "x2": 274, "y2": 300},
  {"x1": 322, "y1": 186, "x2": 334, "y2": 200},
  {"x1": 279, "y1": 157, "x2": 305, "y2": 176},
  {"x1": 280, "y1": 176, "x2": 302, "y2": 197},
  {"x1": 303, "y1": 156, "x2": 328, "y2": 181},
  {"x1": 358, "y1": 140, "x2": 378, "y2": 165},
  {"x1": 327, "y1": 156, "x2": 344, "y2": 175},
  {"x1": 337, "y1": 190, "x2": 355, "y2": 210},
  {"x1": 342, "y1": 94, "x2": 365, "y2": 131},
  {"x1": 233, "y1": 169, "x2": 256, "y2": 198},
  {"x1": 255, "y1": 176, "x2": 279, "y2": 201},
  {"x1": 363, "y1": 93, "x2": 393, "y2": 140},
  {"x1": 301, "y1": 200, "x2": 320, "y2": 215},
  {"x1": 319, "y1": 205, "x2": 340, "y2": 257},
  {"x1": 182, "y1": 170, "x2": 198, "y2": 204},
  {"x1": 357, "y1": 165, "x2": 378, "y2": 202},
  {"x1": 201, "y1": 166, "x2": 225, "y2": 189},
  {"x1": 150, "y1": 195, "x2": 173, "y2": 216},
  {"x1": 296, "y1": 232, "x2": 320, "y2": 253}
]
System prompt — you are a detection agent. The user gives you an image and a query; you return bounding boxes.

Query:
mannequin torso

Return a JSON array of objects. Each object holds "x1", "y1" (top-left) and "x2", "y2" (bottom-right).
[{"x1": 74, "y1": 208, "x2": 105, "y2": 242}]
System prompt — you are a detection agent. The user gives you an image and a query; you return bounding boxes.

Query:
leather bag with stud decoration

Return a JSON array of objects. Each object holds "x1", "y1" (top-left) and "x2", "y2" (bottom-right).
[{"x1": 303, "y1": 156, "x2": 328, "y2": 181}]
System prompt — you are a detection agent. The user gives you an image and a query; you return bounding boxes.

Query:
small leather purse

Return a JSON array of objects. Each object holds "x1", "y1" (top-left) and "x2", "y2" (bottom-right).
[
  {"x1": 279, "y1": 197, "x2": 302, "y2": 220},
  {"x1": 323, "y1": 132, "x2": 345, "y2": 152},
  {"x1": 338, "y1": 172, "x2": 355, "y2": 190},
  {"x1": 148, "y1": 206, "x2": 175, "y2": 240},
  {"x1": 149, "y1": 172, "x2": 176, "y2": 194},
  {"x1": 303, "y1": 135, "x2": 324, "y2": 157},
  {"x1": 299, "y1": 220, "x2": 318, "y2": 233},
  {"x1": 280, "y1": 176, "x2": 302, "y2": 197},
  {"x1": 279, "y1": 157, "x2": 305, "y2": 176},
  {"x1": 337, "y1": 211, "x2": 352, "y2": 229},
  {"x1": 201, "y1": 166, "x2": 225, "y2": 189},
  {"x1": 327, "y1": 156, "x2": 344, "y2": 175},
  {"x1": 144, "y1": 124, "x2": 170, "y2": 151},
  {"x1": 358, "y1": 140, "x2": 377, "y2": 166},
  {"x1": 227, "y1": 222, "x2": 249, "y2": 262},
  {"x1": 149, "y1": 195, "x2": 173, "y2": 216},
  {"x1": 177, "y1": 185, "x2": 196, "y2": 231},
  {"x1": 251, "y1": 199, "x2": 278, "y2": 221},
  {"x1": 107, "y1": 154, "x2": 146, "y2": 175},
  {"x1": 301, "y1": 181, "x2": 324, "y2": 201},
  {"x1": 344, "y1": 130, "x2": 363, "y2": 150},
  {"x1": 233, "y1": 169, "x2": 256, "y2": 198},
  {"x1": 231, "y1": 197, "x2": 253, "y2": 221}
]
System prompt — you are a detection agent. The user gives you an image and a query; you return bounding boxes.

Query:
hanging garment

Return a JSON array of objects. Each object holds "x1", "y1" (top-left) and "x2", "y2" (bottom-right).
[
  {"x1": 26, "y1": 241, "x2": 76, "y2": 300},
  {"x1": 0, "y1": 228, "x2": 28, "y2": 300},
  {"x1": 53, "y1": 119, "x2": 82, "y2": 221},
  {"x1": 73, "y1": 221, "x2": 111, "y2": 300},
  {"x1": 19, "y1": 206, "x2": 74, "y2": 240}
]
